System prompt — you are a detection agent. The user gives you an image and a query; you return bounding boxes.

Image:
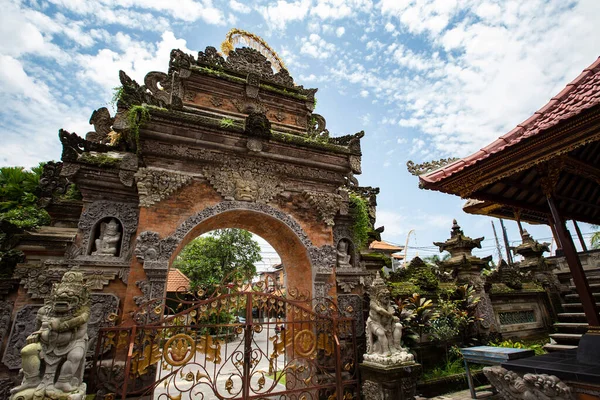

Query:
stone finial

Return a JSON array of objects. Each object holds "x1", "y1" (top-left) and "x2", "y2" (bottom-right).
[{"x1": 434, "y1": 220, "x2": 491, "y2": 282}]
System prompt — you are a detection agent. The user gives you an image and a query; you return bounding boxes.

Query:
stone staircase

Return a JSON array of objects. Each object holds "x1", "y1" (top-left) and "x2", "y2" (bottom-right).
[{"x1": 545, "y1": 266, "x2": 600, "y2": 352}]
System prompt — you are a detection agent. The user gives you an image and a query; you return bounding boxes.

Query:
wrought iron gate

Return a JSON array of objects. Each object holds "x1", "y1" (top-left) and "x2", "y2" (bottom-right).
[{"x1": 92, "y1": 282, "x2": 359, "y2": 399}]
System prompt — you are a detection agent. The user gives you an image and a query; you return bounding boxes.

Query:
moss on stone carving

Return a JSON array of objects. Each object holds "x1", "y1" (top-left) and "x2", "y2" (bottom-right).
[
  {"x1": 191, "y1": 66, "x2": 246, "y2": 84},
  {"x1": 388, "y1": 258, "x2": 440, "y2": 292},
  {"x1": 349, "y1": 193, "x2": 370, "y2": 249},
  {"x1": 78, "y1": 153, "x2": 120, "y2": 168},
  {"x1": 147, "y1": 107, "x2": 244, "y2": 134},
  {"x1": 220, "y1": 118, "x2": 235, "y2": 128},
  {"x1": 259, "y1": 83, "x2": 308, "y2": 100},
  {"x1": 361, "y1": 252, "x2": 392, "y2": 268},
  {"x1": 127, "y1": 105, "x2": 150, "y2": 154},
  {"x1": 270, "y1": 131, "x2": 352, "y2": 153}
]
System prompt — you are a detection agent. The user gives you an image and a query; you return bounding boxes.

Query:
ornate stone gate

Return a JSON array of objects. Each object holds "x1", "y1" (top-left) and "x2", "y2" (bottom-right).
[{"x1": 1, "y1": 32, "x2": 389, "y2": 397}]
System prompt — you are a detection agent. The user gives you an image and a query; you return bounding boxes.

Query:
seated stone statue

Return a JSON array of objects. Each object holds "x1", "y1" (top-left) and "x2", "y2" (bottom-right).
[
  {"x1": 336, "y1": 240, "x2": 352, "y2": 269},
  {"x1": 364, "y1": 273, "x2": 414, "y2": 365},
  {"x1": 11, "y1": 269, "x2": 90, "y2": 400},
  {"x1": 92, "y1": 218, "x2": 121, "y2": 256}
]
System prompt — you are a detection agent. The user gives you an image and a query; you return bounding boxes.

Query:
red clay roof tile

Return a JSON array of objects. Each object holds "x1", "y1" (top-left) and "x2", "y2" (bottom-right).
[{"x1": 166, "y1": 269, "x2": 191, "y2": 292}]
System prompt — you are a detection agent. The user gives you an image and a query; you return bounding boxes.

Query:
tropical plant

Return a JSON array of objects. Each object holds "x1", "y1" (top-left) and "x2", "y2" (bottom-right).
[
  {"x1": 0, "y1": 165, "x2": 50, "y2": 229},
  {"x1": 591, "y1": 225, "x2": 600, "y2": 249},
  {"x1": 173, "y1": 229, "x2": 262, "y2": 291},
  {"x1": 397, "y1": 293, "x2": 438, "y2": 344}
]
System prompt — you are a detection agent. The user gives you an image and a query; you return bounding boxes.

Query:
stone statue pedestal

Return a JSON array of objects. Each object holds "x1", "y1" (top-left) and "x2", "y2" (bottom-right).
[{"x1": 360, "y1": 362, "x2": 421, "y2": 400}]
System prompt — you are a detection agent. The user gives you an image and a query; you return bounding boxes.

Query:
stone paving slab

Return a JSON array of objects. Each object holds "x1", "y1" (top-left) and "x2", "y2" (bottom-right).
[{"x1": 417, "y1": 386, "x2": 501, "y2": 400}]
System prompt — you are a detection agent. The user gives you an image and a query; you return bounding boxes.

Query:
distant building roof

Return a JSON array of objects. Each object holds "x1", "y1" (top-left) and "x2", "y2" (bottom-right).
[
  {"x1": 166, "y1": 269, "x2": 191, "y2": 292},
  {"x1": 391, "y1": 253, "x2": 405, "y2": 260},
  {"x1": 369, "y1": 240, "x2": 404, "y2": 253}
]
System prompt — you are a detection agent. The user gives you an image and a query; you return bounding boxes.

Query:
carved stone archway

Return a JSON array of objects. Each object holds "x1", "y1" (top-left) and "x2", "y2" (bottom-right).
[{"x1": 130, "y1": 201, "x2": 336, "y2": 313}]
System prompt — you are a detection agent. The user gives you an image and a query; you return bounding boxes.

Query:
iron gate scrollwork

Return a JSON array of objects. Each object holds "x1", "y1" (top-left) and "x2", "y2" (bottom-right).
[{"x1": 92, "y1": 282, "x2": 359, "y2": 399}]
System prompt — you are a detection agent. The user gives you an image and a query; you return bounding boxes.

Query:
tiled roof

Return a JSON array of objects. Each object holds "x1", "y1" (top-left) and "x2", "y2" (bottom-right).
[
  {"x1": 421, "y1": 56, "x2": 600, "y2": 184},
  {"x1": 166, "y1": 269, "x2": 191, "y2": 292},
  {"x1": 369, "y1": 240, "x2": 404, "y2": 252},
  {"x1": 391, "y1": 253, "x2": 405, "y2": 260}
]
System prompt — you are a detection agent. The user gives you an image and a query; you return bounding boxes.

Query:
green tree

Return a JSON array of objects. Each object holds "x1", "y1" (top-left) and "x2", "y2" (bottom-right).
[
  {"x1": 591, "y1": 225, "x2": 600, "y2": 250},
  {"x1": 173, "y1": 229, "x2": 262, "y2": 289},
  {"x1": 0, "y1": 165, "x2": 50, "y2": 229}
]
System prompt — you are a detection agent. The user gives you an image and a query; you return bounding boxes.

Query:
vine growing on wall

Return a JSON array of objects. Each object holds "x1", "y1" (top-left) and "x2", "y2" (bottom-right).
[
  {"x1": 127, "y1": 105, "x2": 150, "y2": 154},
  {"x1": 349, "y1": 192, "x2": 370, "y2": 249}
]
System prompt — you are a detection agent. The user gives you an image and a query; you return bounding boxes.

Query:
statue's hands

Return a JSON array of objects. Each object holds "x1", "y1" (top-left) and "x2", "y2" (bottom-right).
[
  {"x1": 26, "y1": 332, "x2": 40, "y2": 345},
  {"x1": 50, "y1": 318, "x2": 61, "y2": 330},
  {"x1": 392, "y1": 316, "x2": 400, "y2": 323}
]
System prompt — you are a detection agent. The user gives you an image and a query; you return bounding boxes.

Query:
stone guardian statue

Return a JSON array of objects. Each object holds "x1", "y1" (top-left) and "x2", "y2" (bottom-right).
[
  {"x1": 11, "y1": 269, "x2": 90, "y2": 400},
  {"x1": 364, "y1": 273, "x2": 414, "y2": 366}
]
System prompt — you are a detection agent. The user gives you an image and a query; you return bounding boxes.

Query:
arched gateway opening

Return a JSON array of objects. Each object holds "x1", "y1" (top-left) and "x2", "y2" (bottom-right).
[{"x1": 170, "y1": 207, "x2": 314, "y2": 298}]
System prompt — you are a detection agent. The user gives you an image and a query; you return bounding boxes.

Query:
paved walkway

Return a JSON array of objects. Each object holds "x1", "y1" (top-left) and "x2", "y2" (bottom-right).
[{"x1": 419, "y1": 386, "x2": 501, "y2": 400}]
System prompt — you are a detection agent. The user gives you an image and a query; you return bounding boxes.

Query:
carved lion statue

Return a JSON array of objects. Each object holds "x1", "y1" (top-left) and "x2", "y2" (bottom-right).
[{"x1": 11, "y1": 270, "x2": 90, "y2": 400}]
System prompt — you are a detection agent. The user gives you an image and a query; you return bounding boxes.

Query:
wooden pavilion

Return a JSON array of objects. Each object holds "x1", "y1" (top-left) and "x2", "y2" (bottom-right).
[{"x1": 412, "y1": 57, "x2": 600, "y2": 329}]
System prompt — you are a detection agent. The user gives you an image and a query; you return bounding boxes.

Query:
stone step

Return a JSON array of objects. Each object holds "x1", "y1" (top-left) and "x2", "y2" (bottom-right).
[
  {"x1": 557, "y1": 267, "x2": 600, "y2": 278},
  {"x1": 563, "y1": 302, "x2": 600, "y2": 310},
  {"x1": 557, "y1": 312, "x2": 587, "y2": 322},
  {"x1": 543, "y1": 343, "x2": 578, "y2": 352},
  {"x1": 568, "y1": 283, "x2": 600, "y2": 292},
  {"x1": 554, "y1": 322, "x2": 590, "y2": 333},
  {"x1": 549, "y1": 333, "x2": 582, "y2": 345},
  {"x1": 564, "y1": 293, "x2": 600, "y2": 302}
]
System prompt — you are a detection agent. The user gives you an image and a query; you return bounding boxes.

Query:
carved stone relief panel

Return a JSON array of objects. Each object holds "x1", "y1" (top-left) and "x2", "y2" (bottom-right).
[
  {"x1": 76, "y1": 201, "x2": 139, "y2": 262},
  {"x1": 309, "y1": 245, "x2": 336, "y2": 275},
  {"x1": 362, "y1": 380, "x2": 383, "y2": 400},
  {"x1": 302, "y1": 190, "x2": 348, "y2": 226},
  {"x1": 203, "y1": 166, "x2": 283, "y2": 204},
  {"x1": 14, "y1": 265, "x2": 67, "y2": 299},
  {"x1": 135, "y1": 168, "x2": 194, "y2": 207},
  {"x1": 88, "y1": 293, "x2": 120, "y2": 358},
  {"x1": 338, "y1": 294, "x2": 364, "y2": 336},
  {"x1": 0, "y1": 301, "x2": 13, "y2": 350},
  {"x1": 2, "y1": 304, "x2": 41, "y2": 369}
]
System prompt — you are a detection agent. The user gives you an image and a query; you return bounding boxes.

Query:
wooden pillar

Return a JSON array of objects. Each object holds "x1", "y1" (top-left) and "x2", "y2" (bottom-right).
[
  {"x1": 547, "y1": 196, "x2": 600, "y2": 326},
  {"x1": 572, "y1": 220, "x2": 588, "y2": 252},
  {"x1": 548, "y1": 218, "x2": 562, "y2": 254},
  {"x1": 513, "y1": 209, "x2": 524, "y2": 236}
]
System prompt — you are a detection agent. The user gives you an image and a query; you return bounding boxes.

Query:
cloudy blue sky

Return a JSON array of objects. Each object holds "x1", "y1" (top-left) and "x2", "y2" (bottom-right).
[{"x1": 2, "y1": 0, "x2": 599, "y2": 268}]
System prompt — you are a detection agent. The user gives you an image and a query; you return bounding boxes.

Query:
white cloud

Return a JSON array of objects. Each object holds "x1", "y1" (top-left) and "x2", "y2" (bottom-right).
[
  {"x1": 360, "y1": 89, "x2": 369, "y2": 97},
  {"x1": 330, "y1": 0, "x2": 600, "y2": 158},
  {"x1": 76, "y1": 31, "x2": 193, "y2": 92},
  {"x1": 384, "y1": 22, "x2": 395, "y2": 32},
  {"x1": 229, "y1": 0, "x2": 251, "y2": 13},
  {"x1": 258, "y1": 0, "x2": 311, "y2": 30},
  {"x1": 300, "y1": 34, "x2": 335, "y2": 59},
  {"x1": 311, "y1": 0, "x2": 373, "y2": 20},
  {"x1": 336, "y1": 26, "x2": 345, "y2": 37}
]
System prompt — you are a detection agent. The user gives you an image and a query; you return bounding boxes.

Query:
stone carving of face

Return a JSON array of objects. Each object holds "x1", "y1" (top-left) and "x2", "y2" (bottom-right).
[
  {"x1": 106, "y1": 219, "x2": 119, "y2": 235},
  {"x1": 337, "y1": 240, "x2": 348, "y2": 253}
]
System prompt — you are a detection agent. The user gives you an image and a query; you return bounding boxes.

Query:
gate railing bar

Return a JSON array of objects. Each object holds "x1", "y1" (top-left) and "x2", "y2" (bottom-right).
[
  {"x1": 90, "y1": 329, "x2": 103, "y2": 395},
  {"x1": 334, "y1": 318, "x2": 344, "y2": 400},
  {"x1": 120, "y1": 325, "x2": 137, "y2": 400},
  {"x1": 242, "y1": 291, "x2": 253, "y2": 399}
]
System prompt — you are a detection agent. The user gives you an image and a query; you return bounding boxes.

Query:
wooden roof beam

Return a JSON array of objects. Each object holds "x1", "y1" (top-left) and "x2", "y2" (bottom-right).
[{"x1": 564, "y1": 156, "x2": 600, "y2": 185}]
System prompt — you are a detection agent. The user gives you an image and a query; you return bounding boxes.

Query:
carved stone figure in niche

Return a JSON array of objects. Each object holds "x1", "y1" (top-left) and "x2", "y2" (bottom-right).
[
  {"x1": 234, "y1": 170, "x2": 259, "y2": 201},
  {"x1": 336, "y1": 240, "x2": 352, "y2": 269},
  {"x1": 10, "y1": 270, "x2": 90, "y2": 400},
  {"x1": 364, "y1": 273, "x2": 414, "y2": 366},
  {"x1": 91, "y1": 218, "x2": 121, "y2": 256}
]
